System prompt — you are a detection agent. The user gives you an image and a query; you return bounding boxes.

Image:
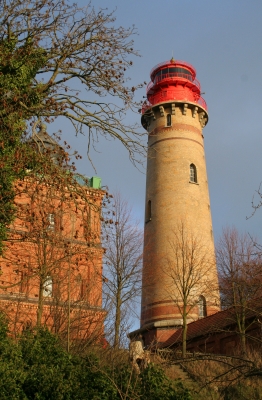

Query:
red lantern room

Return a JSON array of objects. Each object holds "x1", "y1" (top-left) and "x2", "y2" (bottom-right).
[{"x1": 141, "y1": 58, "x2": 207, "y2": 128}]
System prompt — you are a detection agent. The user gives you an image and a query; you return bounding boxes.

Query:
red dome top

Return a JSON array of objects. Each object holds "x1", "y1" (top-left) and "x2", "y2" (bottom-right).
[
  {"x1": 142, "y1": 58, "x2": 207, "y2": 113},
  {"x1": 150, "y1": 58, "x2": 196, "y2": 81}
]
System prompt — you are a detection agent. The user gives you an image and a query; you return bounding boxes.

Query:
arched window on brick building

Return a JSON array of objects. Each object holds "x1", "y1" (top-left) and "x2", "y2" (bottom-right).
[{"x1": 43, "y1": 276, "x2": 53, "y2": 297}]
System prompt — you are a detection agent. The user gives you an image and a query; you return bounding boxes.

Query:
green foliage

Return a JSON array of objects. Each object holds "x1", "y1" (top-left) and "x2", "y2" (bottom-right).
[
  {"x1": 140, "y1": 364, "x2": 191, "y2": 400},
  {"x1": 0, "y1": 36, "x2": 47, "y2": 253},
  {"x1": 0, "y1": 314, "x2": 192, "y2": 399},
  {"x1": 19, "y1": 328, "x2": 124, "y2": 399},
  {"x1": 0, "y1": 0, "x2": 146, "y2": 255},
  {"x1": 20, "y1": 327, "x2": 77, "y2": 400},
  {"x1": 111, "y1": 363, "x2": 191, "y2": 400},
  {"x1": 73, "y1": 355, "x2": 119, "y2": 400},
  {"x1": 0, "y1": 314, "x2": 26, "y2": 399}
]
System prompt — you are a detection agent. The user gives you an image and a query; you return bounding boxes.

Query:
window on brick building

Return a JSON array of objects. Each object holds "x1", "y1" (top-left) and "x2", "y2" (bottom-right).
[
  {"x1": 190, "y1": 164, "x2": 197, "y2": 183},
  {"x1": 198, "y1": 295, "x2": 207, "y2": 318},
  {"x1": 20, "y1": 272, "x2": 28, "y2": 294},
  {"x1": 80, "y1": 278, "x2": 89, "y2": 301},
  {"x1": 43, "y1": 276, "x2": 53, "y2": 297},
  {"x1": 83, "y1": 212, "x2": 91, "y2": 241},
  {"x1": 47, "y1": 213, "x2": 55, "y2": 230}
]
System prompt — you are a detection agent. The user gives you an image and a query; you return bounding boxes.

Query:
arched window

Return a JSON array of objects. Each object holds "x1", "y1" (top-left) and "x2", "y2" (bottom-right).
[
  {"x1": 198, "y1": 295, "x2": 207, "y2": 318},
  {"x1": 146, "y1": 200, "x2": 151, "y2": 222},
  {"x1": 190, "y1": 163, "x2": 197, "y2": 183},
  {"x1": 166, "y1": 114, "x2": 171, "y2": 127},
  {"x1": 43, "y1": 276, "x2": 53, "y2": 297}
]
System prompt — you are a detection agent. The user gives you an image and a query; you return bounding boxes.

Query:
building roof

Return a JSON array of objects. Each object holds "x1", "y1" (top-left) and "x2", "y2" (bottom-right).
[
  {"x1": 162, "y1": 304, "x2": 262, "y2": 348},
  {"x1": 32, "y1": 122, "x2": 61, "y2": 150}
]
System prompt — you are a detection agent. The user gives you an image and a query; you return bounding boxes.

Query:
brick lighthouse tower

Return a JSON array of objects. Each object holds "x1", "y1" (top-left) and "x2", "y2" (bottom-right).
[{"x1": 139, "y1": 58, "x2": 220, "y2": 346}]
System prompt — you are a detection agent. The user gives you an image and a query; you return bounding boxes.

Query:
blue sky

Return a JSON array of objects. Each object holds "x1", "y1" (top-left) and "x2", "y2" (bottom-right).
[{"x1": 59, "y1": 0, "x2": 262, "y2": 245}]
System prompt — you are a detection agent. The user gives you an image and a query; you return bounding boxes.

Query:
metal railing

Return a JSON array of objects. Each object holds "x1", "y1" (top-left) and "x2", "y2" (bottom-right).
[
  {"x1": 146, "y1": 72, "x2": 201, "y2": 92},
  {"x1": 146, "y1": 81, "x2": 154, "y2": 92},
  {"x1": 150, "y1": 59, "x2": 196, "y2": 78}
]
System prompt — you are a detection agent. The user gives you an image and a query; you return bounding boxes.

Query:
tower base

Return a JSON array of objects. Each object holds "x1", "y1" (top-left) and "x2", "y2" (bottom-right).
[{"x1": 128, "y1": 319, "x2": 194, "y2": 348}]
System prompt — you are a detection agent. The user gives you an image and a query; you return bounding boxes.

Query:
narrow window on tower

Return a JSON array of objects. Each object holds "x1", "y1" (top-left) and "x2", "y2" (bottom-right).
[
  {"x1": 198, "y1": 295, "x2": 207, "y2": 318},
  {"x1": 146, "y1": 200, "x2": 151, "y2": 222},
  {"x1": 166, "y1": 114, "x2": 171, "y2": 127},
  {"x1": 190, "y1": 164, "x2": 197, "y2": 183}
]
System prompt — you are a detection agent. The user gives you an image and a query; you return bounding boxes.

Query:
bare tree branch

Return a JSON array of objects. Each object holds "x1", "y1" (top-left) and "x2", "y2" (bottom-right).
[
  {"x1": 103, "y1": 192, "x2": 142, "y2": 349},
  {"x1": 0, "y1": 0, "x2": 146, "y2": 164}
]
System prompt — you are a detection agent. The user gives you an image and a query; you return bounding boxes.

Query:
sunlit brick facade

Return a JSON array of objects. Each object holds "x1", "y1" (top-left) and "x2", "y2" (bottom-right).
[{"x1": 0, "y1": 170, "x2": 105, "y2": 342}]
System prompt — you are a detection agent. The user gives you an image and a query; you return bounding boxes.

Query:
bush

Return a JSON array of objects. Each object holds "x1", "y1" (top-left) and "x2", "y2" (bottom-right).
[
  {"x1": 0, "y1": 315, "x2": 193, "y2": 399},
  {"x1": 140, "y1": 364, "x2": 191, "y2": 400},
  {"x1": 0, "y1": 314, "x2": 26, "y2": 399},
  {"x1": 20, "y1": 327, "x2": 75, "y2": 399}
]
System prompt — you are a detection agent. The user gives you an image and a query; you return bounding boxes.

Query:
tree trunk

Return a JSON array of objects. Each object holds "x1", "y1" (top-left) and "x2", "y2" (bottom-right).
[
  {"x1": 114, "y1": 289, "x2": 121, "y2": 349},
  {"x1": 67, "y1": 265, "x2": 71, "y2": 353},
  {"x1": 240, "y1": 310, "x2": 246, "y2": 356},
  {"x1": 236, "y1": 308, "x2": 246, "y2": 356},
  {"x1": 240, "y1": 331, "x2": 246, "y2": 356},
  {"x1": 37, "y1": 280, "x2": 44, "y2": 327},
  {"x1": 182, "y1": 311, "x2": 187, "y2": 358}
]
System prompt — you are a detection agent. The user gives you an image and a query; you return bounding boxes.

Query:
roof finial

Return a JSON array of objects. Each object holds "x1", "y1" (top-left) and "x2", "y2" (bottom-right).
[{"x1": 170, "y1": 51, "x2": 175, "y2": 63}]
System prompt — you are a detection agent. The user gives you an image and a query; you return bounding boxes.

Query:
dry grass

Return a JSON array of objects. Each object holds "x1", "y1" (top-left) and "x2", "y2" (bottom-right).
[
  {"x1": 178, "y1": 353, "x2": 262, "y2": 399},
  {"x1": 140, "y1": 348, "x2": 262, "y2": 399}
]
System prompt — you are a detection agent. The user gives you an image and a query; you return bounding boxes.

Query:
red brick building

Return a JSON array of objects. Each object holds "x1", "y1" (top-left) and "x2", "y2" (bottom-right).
[
  {"x1": 0, "y1": 130, "x2": 105, "y2": 343},
  {"x1": 162, "y1": 306, "x2": 262, "y2": 355}
]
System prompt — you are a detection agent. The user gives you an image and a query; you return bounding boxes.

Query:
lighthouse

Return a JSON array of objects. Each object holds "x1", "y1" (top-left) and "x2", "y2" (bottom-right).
[{"x1": 139, "y1": 58, "x2": 220, "y2": 346}]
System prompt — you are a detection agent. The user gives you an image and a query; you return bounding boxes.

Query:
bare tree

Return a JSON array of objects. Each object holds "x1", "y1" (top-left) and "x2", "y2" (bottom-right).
[
  {"x1": 217, "y1": 227, "x2": 262, "y2": 355},
  {"x1": 0, "y1": 140, "x2": 107, "y2": 348},
  {"x1": 0, "y1": 0, "x2": 146, "y2": 252},
  {"x1": 0, "y1": 0, "x2": 145, "y2": 161},
  {"x1": 103, "y1": 193, "x2": 143, "y2": 349},
  {"x1": 165, "y1": 221, "x2": 219, "y2": 357}
]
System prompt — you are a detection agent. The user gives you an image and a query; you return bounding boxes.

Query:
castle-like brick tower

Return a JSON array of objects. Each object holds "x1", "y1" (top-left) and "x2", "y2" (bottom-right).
[{"x1": 139, "y1": 58, "x2": 220, "y2": 346}]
